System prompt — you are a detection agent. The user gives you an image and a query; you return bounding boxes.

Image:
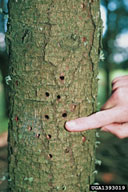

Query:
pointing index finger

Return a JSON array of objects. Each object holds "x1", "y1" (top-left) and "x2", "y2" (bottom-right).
[{"x1": 65, "y1": 108, "x2": 119, "y2": 132}]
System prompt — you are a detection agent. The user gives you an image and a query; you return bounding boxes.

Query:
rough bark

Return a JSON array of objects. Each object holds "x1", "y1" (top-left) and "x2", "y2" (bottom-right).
[{"x1": 7, "y1": 0, "x2": 102, "y2": 191}]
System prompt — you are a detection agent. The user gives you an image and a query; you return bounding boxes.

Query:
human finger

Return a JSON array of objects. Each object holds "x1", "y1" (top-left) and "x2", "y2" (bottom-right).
[
  {"x1": 101, "y1": 123, "x2": 128, "y2": 139},
  {"x1": 112, "y1": 79, "x2": 128, "y2": 91},
  {"x1": 101, "y1": 93, "x2": 116, "y2": 110},
  {"x1": 65, "y1": 108, "x2": 119, "y2": 132},
  {"x1": 111, "y1": 87, "x2": 128, "y2": 106},
  {"x1": 112, "y1": 75, "x2": 128, "y2": 85},
  {"x1": 0, "y1": 132, "x2": 8, "y2": 147}
]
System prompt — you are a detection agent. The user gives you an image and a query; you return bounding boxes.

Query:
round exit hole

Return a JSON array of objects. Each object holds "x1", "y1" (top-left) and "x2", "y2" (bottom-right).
[
  {"x1": 45, "y1": 92, "x2": 50, "y2": 97},
  {"x1": 45, "y1": 115, "x2": 49, "y2": 119},
  {"x1": 62, "y1": 113, "x2": 67, "y2": 118},
  {"x1": 60, "y1": 75, "x2": 64, "y2": 80},
  {"x1": 48, "y1": 154, "x2": 53, "y2": 159}
]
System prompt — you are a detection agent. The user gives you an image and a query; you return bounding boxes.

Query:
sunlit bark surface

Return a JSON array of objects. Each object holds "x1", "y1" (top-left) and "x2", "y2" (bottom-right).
[{"x1": 7, "y1": 0, "x2": 102, "y2": 191}]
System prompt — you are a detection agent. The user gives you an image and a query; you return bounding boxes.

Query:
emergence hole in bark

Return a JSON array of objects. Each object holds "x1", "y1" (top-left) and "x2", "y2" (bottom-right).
[
  {"x1": 28, "y1": 126, "x2": 32, "y2": 131},
  {"x1": 57, "y1": 95, "x2": 61, "y2": 99},
  {"x1": 15, "y1": 116, "x2": 18, "y2": 122},
  {"x1": 65, "y1": 148, "x2": 69, "y2": 153},
  {"x1": 62, "y1": 113, "x2": 67, "y2": 118},
  {"x1": 46, "y1": 134, "x2": 51, "y2": 139},
  {"x1": 82, "y1": 37, "x2": 86, "y2": 42},
  {"x1": 45, "y1": 115, "x2": 49, "y2": 119},
  {"x1": 62, "y1": 186, "x2": 66, "y2": 190},
  {"x1": 81, "y1": 3, "x2": 86, "y2": 9},
  {"x1": 70, "y1": 104, "x2": 76, "y2": 112},
  {"x1": 45, "y1": 92, "x2": 50, "y2": 97},
  {"x1": 16, "y1": 81, "x2": 18, "y2": 86},
  {"x1": 48, "y1": 154, "x2": 53, "y2": 159},
  {"x1": 36, "y1": 133, "x2": 40, "y2": 138},
  {"x1": 82, "y1": 136, "x2": 86, "y2": 143},
  {"x1": 60, "y1": 75, "x2": 64, "y2": 80}
]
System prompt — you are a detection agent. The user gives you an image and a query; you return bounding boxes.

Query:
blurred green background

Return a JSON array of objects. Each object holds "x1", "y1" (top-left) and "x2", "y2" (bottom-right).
[
  {"x1": 0, "y1": 70, "x2": 8, "y2": 135},
  {"x1": 96, "y1": 0, "x2": 128, "y2": 185},
  {"x1": 0, "y1": 0, "x2": 128, "y2": 186}
]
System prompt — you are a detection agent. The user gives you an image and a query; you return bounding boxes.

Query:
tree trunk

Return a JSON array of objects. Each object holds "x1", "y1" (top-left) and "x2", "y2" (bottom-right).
[{"x1": 7, "y1": 0, "x2": 102, "y2": 191}]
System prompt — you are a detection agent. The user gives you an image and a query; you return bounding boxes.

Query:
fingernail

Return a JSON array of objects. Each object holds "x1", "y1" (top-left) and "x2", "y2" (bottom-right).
[{"x1": 65, "y1": 121, "x2": 76, "y2": 129}]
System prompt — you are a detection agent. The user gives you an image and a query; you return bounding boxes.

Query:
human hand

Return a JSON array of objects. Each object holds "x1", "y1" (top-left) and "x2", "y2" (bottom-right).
[{"x1": 65, "y1": 75, "x2": 128, "y2": 139}]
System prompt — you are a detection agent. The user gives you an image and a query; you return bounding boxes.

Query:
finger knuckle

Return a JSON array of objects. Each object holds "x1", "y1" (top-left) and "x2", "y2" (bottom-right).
[
  {"x1": 112, "y1": 76, "x2": 121, "y2": 83},
  {"x1": 112, "y1": 84, "x2": 117, "y2": 91}
]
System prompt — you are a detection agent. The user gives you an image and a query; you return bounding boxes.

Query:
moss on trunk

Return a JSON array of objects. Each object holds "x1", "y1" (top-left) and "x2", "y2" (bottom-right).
[{"x1": 7, "y1": 0, "x2": 102, "y2": 191}]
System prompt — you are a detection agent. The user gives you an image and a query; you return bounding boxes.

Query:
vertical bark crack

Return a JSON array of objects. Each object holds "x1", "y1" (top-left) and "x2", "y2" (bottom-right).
[{"x1": 88, "y1": 2, "x2": 97, "y2": 112}]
